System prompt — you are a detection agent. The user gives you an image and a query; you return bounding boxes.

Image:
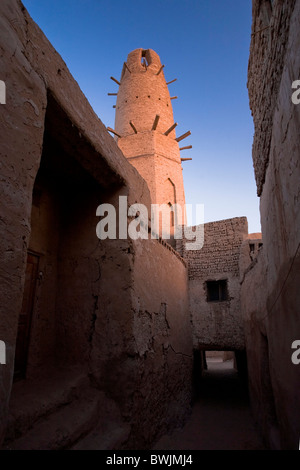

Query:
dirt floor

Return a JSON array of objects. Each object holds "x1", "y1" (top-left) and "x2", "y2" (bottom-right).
[{"x1": 153, "y1": 358, "x2": 266, "y2": 450}]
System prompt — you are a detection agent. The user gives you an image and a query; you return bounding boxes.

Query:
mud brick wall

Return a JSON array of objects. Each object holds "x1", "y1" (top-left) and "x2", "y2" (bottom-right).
[
  {"x1": 243, "y1": 0, "x2": 300, "y2": 449},
  {"x1": 247, "y1": 0, "x2": 296, "y2": 196},
  {"x1": 0, "y1": 0, "x2": 192, "y2": 449},
  {"x1": 180, "y1": 217, "x2": 248, "y2": 351}
]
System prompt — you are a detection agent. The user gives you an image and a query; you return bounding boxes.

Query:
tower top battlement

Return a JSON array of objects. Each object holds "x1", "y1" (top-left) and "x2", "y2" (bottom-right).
[
  {"x1": 121, "y1": 49, "x2": 163, "y2": 76},
  {"x1": 114, "y1": 48, "x2": 176, "y2": 138}
]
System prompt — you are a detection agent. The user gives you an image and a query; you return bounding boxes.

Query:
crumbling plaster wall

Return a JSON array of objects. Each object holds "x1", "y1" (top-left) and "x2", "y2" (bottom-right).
[
  {"x1": 244, "y1": 0, "x2": 300, "y2": 449},
  {"x1": 0, "y1": 0, "x2": 192, "y2": 449},
  {"x1": 94, "y1": 239, "x2": 192, "y2": 449}
]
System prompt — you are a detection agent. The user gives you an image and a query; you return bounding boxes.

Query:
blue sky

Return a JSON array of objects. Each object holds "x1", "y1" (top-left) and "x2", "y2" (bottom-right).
[{"x1": 22, "y1": 0, "x2": 261, "y2": 233}]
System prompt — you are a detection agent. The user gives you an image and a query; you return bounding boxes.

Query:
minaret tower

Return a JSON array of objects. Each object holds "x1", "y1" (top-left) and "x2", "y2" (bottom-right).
[{"x1": 108, "y1": 48, "x2": 191, "y2": 238}]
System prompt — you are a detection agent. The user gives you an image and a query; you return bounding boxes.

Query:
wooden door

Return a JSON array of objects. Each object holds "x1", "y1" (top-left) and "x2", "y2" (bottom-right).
[{"x1": 14, "y1": 253, "x2": 39, "y2": 380}]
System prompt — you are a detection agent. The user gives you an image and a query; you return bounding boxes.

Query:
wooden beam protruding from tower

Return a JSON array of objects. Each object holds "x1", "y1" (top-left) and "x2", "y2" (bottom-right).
[
  {"x1": 129, "y1": 120, "x2": 138, "y2": 134},
  {"x1": 181, "y1": 158, "x2": 192, "y2": 162},
  {"x1": 175, "y1": 131, "x2": 191, "y2": 142},
  {"x1": 110, "y1": 76, "x2": 121, "y2": 86},
  {"x1": 179, "y1": 145, "x2": 192, "y2": 151},
  {"x1": 152, "y1": 115, "x2": 160, "y2": 131},
  {"x1": 108, "y1": 93, "x2": 118, "y2": 96},
  {"x1": 166, "y1": 79, "x2": 177, "y2": 85},
  {"x1": 156, "y1": 65, "x2": 165, "y2": 75},
  {"x1": 124, "y1": 62, "x2": 131, "y2": 74},
  {"x1": 164, "y1": 122, "x2": 178, "y2": 136},
  {"x1": 107, "y1": 127, "x2": 121, "y2": 138},
  {"x1": 170, "y1": 96, "x2": 178, "y2": 100}
]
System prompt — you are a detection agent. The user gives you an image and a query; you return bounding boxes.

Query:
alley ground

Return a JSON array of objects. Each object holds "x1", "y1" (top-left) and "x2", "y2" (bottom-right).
[{"x1": 153, "y1": 357, "x2": 266, "y2": 450}]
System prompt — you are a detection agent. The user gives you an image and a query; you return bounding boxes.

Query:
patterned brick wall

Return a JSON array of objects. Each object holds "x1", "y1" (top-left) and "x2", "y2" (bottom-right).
[{"x1": 179, "y1": 217, "x2": 248, "y2": 350}]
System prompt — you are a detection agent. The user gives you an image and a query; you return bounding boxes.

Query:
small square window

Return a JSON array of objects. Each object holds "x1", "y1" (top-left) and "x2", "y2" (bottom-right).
[{"x1": 206, "y1": 280, "x2": 228, "y2": 302}]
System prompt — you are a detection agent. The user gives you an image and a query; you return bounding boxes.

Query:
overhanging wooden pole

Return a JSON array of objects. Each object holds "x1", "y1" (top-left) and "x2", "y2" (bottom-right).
[
  {"x1": 152, "y1": 115, "x2": 160, "y2": 131},
  {"x1": 181, "y1": 158, "x2": 192, "y2": 162},
  {"x1": 176, "y1": 131, "x2": 191, "y2": 142},
  {"x1": 164, "y1": 122, "x2": 178, "y2": 136},
  {"x1": 107, "y1": 127, "x2": 121, "y2": 138},
  {"x1": 124, "y1": 62, "x2": 131, "y2": 74},
  {"x1": 179, "y1": 145, "x2": 193, "y2": 151},
  {"x1": 129, "y1": 120, "x2": 138, "y2": 134},
  {"x1": 166, "y1": 79, "x2": 177, "y2": 85},
  {"x1": 110, "y1": 76, "x2": 121, "y2": 85},
  {"x1": 108, "y1": 93, "x2": 118, "y2": 96},
  {"x1": 156, "y1": 65, "x2": 165, "y2": 75}
]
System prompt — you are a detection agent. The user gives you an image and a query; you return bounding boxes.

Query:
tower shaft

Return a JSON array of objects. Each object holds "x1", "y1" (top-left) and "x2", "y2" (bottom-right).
[{"x1": 113, "y1": 48, "x2": 188, "y2": 238}]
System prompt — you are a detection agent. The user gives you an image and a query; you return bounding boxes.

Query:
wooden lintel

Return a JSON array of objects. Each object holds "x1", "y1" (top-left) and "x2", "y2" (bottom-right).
[
  {"x1": 156, "y1": 65, "x2": 165, "y2": 75},
  {"x1": 164, "y1": 122, "x2": 178, "y2": 136},
  {"x1": 166, "y1": 79, "x2": 177, "y2": 85},
  {"x1": 129, "y1": 120, "x2": 138, "y2": 134},
  {"x1": 124, "y1": 62, "x2": 131, "y2": 73},
  {"x1": 179, "y1": 145, "x2": 192, "y2": 151},
  {"x1": 175, "y1": 131, "x2": 191, "y2": 142},
  {"x1": 107, "y1": 127, "x2": 121, "y2": 138},
  {"x1": 152, "y1": 115, "x2": 160, "y2": 131},
  {"x1": 110, "y1": 76, "x2": 121, "y2": 86},
  {"x1": 108, "y1": 93, "x2": 118, "y2": 96}
]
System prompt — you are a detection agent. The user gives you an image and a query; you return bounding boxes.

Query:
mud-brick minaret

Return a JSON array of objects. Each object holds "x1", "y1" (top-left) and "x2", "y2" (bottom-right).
[{"x1": 108, "y1": 48, "x2": 191, "y2": 233}]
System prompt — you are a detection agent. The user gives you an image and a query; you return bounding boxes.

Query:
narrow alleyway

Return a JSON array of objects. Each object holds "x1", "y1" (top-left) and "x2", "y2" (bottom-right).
[{"x1": 153, "y1": 357, "x2": 266, "y2": 450}]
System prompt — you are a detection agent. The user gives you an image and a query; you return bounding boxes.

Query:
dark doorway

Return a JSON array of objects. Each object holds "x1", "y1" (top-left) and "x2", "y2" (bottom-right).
[{"x1": 14, "y1": 252, "x2": 39, "y2": 380}]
